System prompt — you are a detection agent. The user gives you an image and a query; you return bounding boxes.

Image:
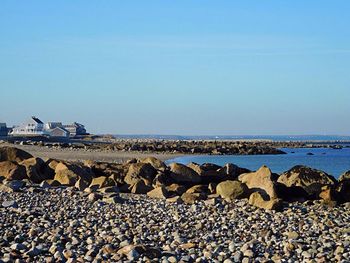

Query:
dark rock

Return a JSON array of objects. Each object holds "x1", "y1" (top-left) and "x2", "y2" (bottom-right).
[
  {"x1": 0, "y1": 146, "x2": 33, "y2": 162},
  {"x1": 125, "y1": 163, "x2": 157, "y2": 186},
  {"x1": 169, "y1": 163, "x2": 201, "y2": 185},
  {"x1": 0, "y1": 161, "x2": 28, "y2": 181}
]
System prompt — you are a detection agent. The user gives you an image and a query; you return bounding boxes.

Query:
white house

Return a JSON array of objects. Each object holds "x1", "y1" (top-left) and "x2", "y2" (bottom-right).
[{"x1": 11, "y1": 116, "x2": 46, "y2": 136}]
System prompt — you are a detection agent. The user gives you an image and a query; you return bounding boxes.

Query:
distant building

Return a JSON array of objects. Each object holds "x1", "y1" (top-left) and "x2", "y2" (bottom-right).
[
  {"x1": 0, "y1": 123, "x2": 8, "y2": 136},
  {"x1": 11, "y1": 116, "x2": 46, "y2": 136},
  {"x1": 49, "y1": 126, "x2": 70, "y2": 138},
  {"x1": 63, "y1": 122, "x2": 87, "y2": 137},
  {"x1": 44, "y1": 122, "x2": 63, "y2": 130}
]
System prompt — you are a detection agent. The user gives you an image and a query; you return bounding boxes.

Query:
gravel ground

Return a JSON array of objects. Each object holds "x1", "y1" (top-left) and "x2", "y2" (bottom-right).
[
  {"x1": 1, "y1": 187, "x2": 350, "y2": 262},
  {"x1": 0, "y1": 143, "x2": 182, "y2": 163}
]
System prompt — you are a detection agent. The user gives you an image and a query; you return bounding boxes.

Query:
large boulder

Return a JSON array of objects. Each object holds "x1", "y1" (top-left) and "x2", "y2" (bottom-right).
[
  {"x1": 90, "y1": 176, "x2": 115, "y2": 188},
  {"x1": 141, "y1": 157, "x2": 167, "y2": 171},
  {"x1": 278, "y1": 165, "x2": 336, "y2": 196},
  {"x1": 166, "y1": 183, "x2": 187, "y2": 195},
  {"x1": 337, "y1": 180, "x2": 350, "y2": 202},
  {"x1": 130, "y1": 180, "x2": 153, "y2": 194},
  {"x1": 217, "y1": 163, "x2": 251, "y2": 180},
  {"x1": 186, "y1": 184, "x2": 210, "y2": 194},
  {"x1": 169, "y1": 163, "x2": 201, "y2": 185},
  {"x1": 125, "y1": 163, "x2": 157, "y2": 186},
  {"x1": 187, "y1": 162, "x2": 250, "y2": 184},
  {"x1": 0, "y1": 147, "x2": 33, "y2": 162},
  {"x1": 54, "y1": 162, "x2": 93, "y2": 186},
  {"x1": 339, "y1": 171, "x2": 350, "y2": 182},
  {"x1": 216, "y1": 180, "x2": 249, "y2": 200},
  {"x1": 147, "y1": 186, "x2": 170, "y2": 199},
  {"x1": 180, "y1": 192, "x2": 206, "y2": 204},
  {"x1": 0, "y1": 161, "x2": 27, "y2": 181},
  {"x1": 20, "y1": 157, "x2": 52, "y2": 183},
  {"x1": 319, "y1": 185, "x2": 340, "y2": 205},
  {"x1": 238, "y1": 166, "x2": 278, "y2": 199},
  {"x1": 249, "y1": 192, "x2": 282, "y2": 211}
]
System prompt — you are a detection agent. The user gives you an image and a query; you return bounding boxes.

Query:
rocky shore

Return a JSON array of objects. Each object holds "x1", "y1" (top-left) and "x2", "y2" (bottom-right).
[{"x1": 1, "y1": 146, "x2": 350, "y2": 262}]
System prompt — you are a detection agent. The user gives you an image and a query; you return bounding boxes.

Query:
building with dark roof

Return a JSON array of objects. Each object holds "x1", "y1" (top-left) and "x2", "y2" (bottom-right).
[{"x1": 0, "y1": 123, "x2": 8, "y2": 136}]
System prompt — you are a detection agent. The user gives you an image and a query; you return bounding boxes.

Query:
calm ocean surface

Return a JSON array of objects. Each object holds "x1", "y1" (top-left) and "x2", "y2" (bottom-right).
[{"x1": 166, "y1": 147, "x2": 350, "y2": 179}]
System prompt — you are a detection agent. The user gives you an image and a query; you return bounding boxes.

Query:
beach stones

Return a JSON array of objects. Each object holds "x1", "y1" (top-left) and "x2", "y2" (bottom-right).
[{"x1": 2, "y1": 200, "x2": 18, "y2": 208}]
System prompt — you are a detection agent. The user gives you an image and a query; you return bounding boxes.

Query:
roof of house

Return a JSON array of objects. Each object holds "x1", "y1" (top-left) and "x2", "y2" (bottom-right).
[
  {"x1": 31, "y1": 116, "x2": 43, "y2": 124},
  {"x1": 64, "y1": 122, "x2": 85, "y2": 128},
  {"x1": 46, "y1": 122, "x2": 63, "y2": 129},
  {"x1": 52, "y1": 126, "x2": 70, "y2": 133}
]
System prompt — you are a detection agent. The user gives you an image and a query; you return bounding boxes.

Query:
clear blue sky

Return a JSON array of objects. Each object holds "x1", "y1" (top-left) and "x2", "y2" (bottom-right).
[{"x1": 0, "y1": 1, "x2": 349, "y2": 135}]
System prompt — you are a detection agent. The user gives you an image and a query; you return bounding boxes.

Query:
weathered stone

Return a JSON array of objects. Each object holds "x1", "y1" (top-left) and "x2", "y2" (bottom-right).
[
  {"x1": 40, "y1": 179, "x2": 61, "y2": 188},
  {"x1": 337, "y1": 179, "x2": 350, "y2": 202},
  {"x1": 130, "y1": 180, "x2": 153, "y2": 194},
  {"x1": 166, "y1": 183, "x2": 187, "y2": 195},
  {"x1": 117, "y1": 244, "x2": 161, "y2": 259},
  {"x1": 20, "y1": 157, "x2": 51, "y2": 183},
  {"x1": 54, "y1": 162, "x2": 93, "y2": 186},
  {"x1": 2, "y1": 200, "x2": 18, "y2": 208},
  {"x1": 169, "y1": 163, "x2": 201, "y2": 184},
  {"x1": 0, "y1": 146, "x2": 33, "y2": 162},
  {"x1": 125, "y1": 163, "x2": 157, "y2": 186},
  {"x1": 89, "y1": 176, "x2": 115, "y2": 188},
  {"x1": 181, "y1": 192, "x2": 206, "y2": 204},
  {"x1": 216, "y1": 180, "x2": 249, "y2": 200},
  {"x1": 147, "y1": 186, "x2": 170, "y2": 199},
  {"x1": 74, "y1": 177, "x2": 90, "y2": 191},
  {"x1": 0, "y1": 161, "x2": 27, "y2": 181},
  {"x1": 278, "y1": 165, "x2": 336, "y2": 193},
  {"x1": 88, "y1": 192, "x2": 103, "y2": 202},
  {"x1": 319, "y1": 185, "x2": 339, "y2": 204},
  {"x1": 248, "y1": 192, "x2": 282, "y2": 210},
  {"x1": 339, "y1": 171, "x2": 350, "y2": 182},
  {"x1": 141, "y1": 157, "x2": 167, "y2": 170},
  {"x1": 186, "y1": 184, "x2": 209, "y2": 194},
  {"x1": 239, "y1": 165, "x2": 278, "y2": 199}
]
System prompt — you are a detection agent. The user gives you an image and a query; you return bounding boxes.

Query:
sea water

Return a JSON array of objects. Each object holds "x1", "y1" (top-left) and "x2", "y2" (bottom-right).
[{"x1": 166, "y1": 147, "x2": 350, "y2": 179}]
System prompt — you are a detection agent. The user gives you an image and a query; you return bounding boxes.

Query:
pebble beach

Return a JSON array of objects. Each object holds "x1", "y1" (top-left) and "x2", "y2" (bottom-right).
[{"x1": 1, "y1": 186, "x2": 350, "y2": 262}]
